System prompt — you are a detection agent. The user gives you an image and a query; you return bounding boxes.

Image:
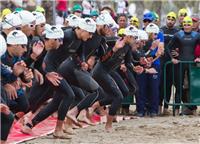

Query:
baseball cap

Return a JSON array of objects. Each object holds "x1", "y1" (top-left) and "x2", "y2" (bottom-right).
[
  {"x1": 130, "y1": 16, "x2": 139, "y2": 27},
  {"x1": 137, "y1": 29, "x2": 148, "y2": 41},
  {"x1": 96, "y1": 12, "x2": 117, "y2": 27},
  {"x1": 7, "y1": 30, "x2": 28, "y2": 45},
  {"x1": 191, "y1": 14, "x2": 199, "y2": 22},
  {"x1": 45, "y1": 25, "x2": 64, "y2": 39},
  {"x1": 66, "y1": 14, "x2": 80, "y2": 27},
  {"x1": 78, "y1": 18, "x2": 96, "y2": 33},
  {"x1": 0, "y1": 34, "x2": 7, "y2": 57},
  {"x1": 124, "y1": 26, "x2": 138, "y2": 37},
  {"x1": 145, "y1": 23, "x2": 159, "y2": 34},
  {"x1": 32, "y1": 11, "x2": 46, "y2": 25},
  {"x1": 17, "y1": 10, "x2": 36, "y2": 26},
  {"x1": 2, "y1": 13, "x2": 22, "y2": 29}
]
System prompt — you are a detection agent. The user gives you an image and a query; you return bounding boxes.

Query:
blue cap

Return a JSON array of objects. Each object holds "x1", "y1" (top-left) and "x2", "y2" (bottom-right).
[{"x1": 143, "y1": 12, "x2": 154, "y2": 21}]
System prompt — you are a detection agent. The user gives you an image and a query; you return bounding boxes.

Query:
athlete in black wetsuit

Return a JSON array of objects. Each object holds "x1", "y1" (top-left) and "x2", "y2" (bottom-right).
[
  {"x1": 159, "y1": 12, "x2": 179, "y2": 115},
  {"x1": 87, "y1": 26, "x2": 137, "y2": 131},
  {"x1": 22, "y1": 18, "x2": 97, "y2": 139}
]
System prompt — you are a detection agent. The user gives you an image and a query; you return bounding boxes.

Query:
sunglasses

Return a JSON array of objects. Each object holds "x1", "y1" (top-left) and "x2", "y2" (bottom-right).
[{"x1": 143, "y1": 19, "x2": 151, "y2": 23}]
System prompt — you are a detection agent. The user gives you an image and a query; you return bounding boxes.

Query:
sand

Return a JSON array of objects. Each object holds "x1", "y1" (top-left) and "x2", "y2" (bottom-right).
[{"x1": 22, "y1": 114, "x2": 200, "y2": 144}]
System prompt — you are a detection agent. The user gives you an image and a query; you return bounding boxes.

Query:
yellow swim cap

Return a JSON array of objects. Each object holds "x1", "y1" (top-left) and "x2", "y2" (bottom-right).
[
  {"x1": 35, "y1": 6, "x2": 45, "y2": 14},
  {"x1": 1, "y1": 8, "x2": 12, "y2": 19},
  {"x1": 130, "y1": 16, "x2": 139, "y2": 27},
  {"x1": 167, "y1": 11, "x2": 177, "y2": 20},
  {"x1": 118, "y1": 28, "x2": 125, "y2": 36},
  {"x1": 183, "y1": 16, "x2": 193, "y2": 26},
  {"x1": 178, "y1": 8, "x2": 188, "y2": 17}
]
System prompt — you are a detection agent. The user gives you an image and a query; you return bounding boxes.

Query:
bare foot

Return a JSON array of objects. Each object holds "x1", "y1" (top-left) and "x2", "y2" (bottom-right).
[
  {"x1": 21, "y1": 123, "x2": 33, "y2": 134},
  {"x1": 63, "y1": 119, "x2": 76, "y2": 135},
  {"x1": 53, "y1": 130, "x2": 72, "y2": 139},
  {"x1": 105, "y1": 123, "x2": 112, "y2": 133},
  {"x1": 78, "y1": 114, "x2": 96, "y2": 126},
  {"x1": 67, "y1": 108, "x2": 82, "y2": 127}
]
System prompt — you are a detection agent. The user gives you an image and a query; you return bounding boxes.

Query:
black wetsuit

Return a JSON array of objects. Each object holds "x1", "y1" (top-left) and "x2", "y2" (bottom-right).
[
  {"x1": 92, "y1": 44, "x2": 134, "y2": 115},
  {"x1": 159, "y1": 26, "x2": 179, "y2": 109},
  {"x1": 166, "y1": 30, "x2": 200, "y2": 109}
]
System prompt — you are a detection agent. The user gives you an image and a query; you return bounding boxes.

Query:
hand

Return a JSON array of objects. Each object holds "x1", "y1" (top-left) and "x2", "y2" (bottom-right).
[
  {"x1": 0, "y1": 104, "x2": 10, "y2": 115},
  {"x1": 34, "y1": 69, "x2": 44, "y2": 85},
  {"x1": 23, "y1": 68, "x2": 34, "y2": 82},
  {"x1": 21, "y1": 80, "x2": 33, "y2": 88},
  {"x1": 13, "y1": 61, "x2": 26, "y2": 76},
  {"x1": 46, "y1": 72, "x2": 62, "y2": 86},
  {"x1": 171, "y1": 49, "x2": 179, "y2": 58},
  {"x1": 81, "y1": 62, "x2": 89, "y2": 71},
  {"x1": 194, "y1": 58, "x2": 200, "y2": 63},
  {"x1": 150, "y1": 39, "x2": 160, "y2": 50},
  {"x1": 120, "y1": 64, "x2": 127, "y2": 72},
  {"x1": 172, "y1": 58, "x2": 179, "y2": 64},
  {"x1": 145, "y1": 68, "x2": 158, "y2": 74},
  {"x1": 139, "y1": 57, "x2": 148, "y2": 65},
  {"x1": 113, "y1": 39, "x2": 125, "y2": 52},
  {"x1": 31, "y1": 41, "x2": 44, "y2": 60},
  {"x1": 133, "y1": 65, "x2": 144, "y2": 74},
  {"x1": 4, "y1": 84, "x2": 18, "y2": 100}
]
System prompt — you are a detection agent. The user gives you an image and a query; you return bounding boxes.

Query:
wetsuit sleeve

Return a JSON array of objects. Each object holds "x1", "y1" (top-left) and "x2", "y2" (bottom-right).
[
  {"x1": 79, "y1": 44, "x2": 86, "y2": 63},
  {"x1": 125, "y1": 48, "x2": 134, "y2": 69},
  {"x1": 165, "y1": 34, "x2": 179, "y2": 59}
]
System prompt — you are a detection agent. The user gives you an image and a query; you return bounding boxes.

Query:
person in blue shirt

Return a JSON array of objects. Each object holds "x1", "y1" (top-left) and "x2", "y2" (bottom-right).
[{"x1": 136, "y1": 23, "x2": 163, "y2": 117}]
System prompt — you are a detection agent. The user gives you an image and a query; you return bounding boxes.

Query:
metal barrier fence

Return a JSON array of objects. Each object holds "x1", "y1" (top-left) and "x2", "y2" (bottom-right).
[{"x1": 164, "y1": 61, "x2": 200, "y2": 116}]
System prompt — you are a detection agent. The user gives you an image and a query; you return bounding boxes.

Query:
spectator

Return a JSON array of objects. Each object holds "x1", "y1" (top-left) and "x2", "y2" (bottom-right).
[
  {"x1": 72, "y1": 4, "x2": 83, "y2": 18},
  {"x1": 191, "y1": 14, "x2": 200, "y2": 32}
]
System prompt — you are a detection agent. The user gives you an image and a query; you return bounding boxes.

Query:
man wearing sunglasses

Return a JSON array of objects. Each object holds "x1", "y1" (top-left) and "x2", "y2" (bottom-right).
[
  {"x1": 167, "y1": 16, "x2": 200, "y2": 116},
  {"x1": 159, "y1": 11, "x2": 179, "y2": 115}
]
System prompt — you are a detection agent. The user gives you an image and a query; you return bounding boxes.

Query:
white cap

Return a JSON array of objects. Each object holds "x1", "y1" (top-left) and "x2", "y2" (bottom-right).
[
  {"x1": 7, "y1": 30, "x2": 28, "y2": 45},
  {"x1": 138, "y1": 30, "x2": 148, "y2": 40},
  {"x1": 18, "y1": 10, "x2": 36, "y2": 26},
  {"x1": 0, "y1": 35, "x2": 7, "y2": 57},
  {"x1": 96, "y1": 13, "x2": 115, "y2": 26},
  {"x1": 2, "y1": 13, "x2": 22, "y2": 29},
  {"x1": 32, "y1": 11, "x2": 46, "y2": 25},
  {"x1": 124, "y1": 26, "x2": 138, "y2": 37},
  {"x1": 66, "y1": 14, "x2": 80, "y2": 27},
  {"x1": 145, "y1": 23, "x2": 159, "y2": 34},
  {"x1": 78, "y1": 18, "x2": 96, "y2": 33},
  {"x1": 45, "y1": 25, "x2": 64, "y2": 39}
]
